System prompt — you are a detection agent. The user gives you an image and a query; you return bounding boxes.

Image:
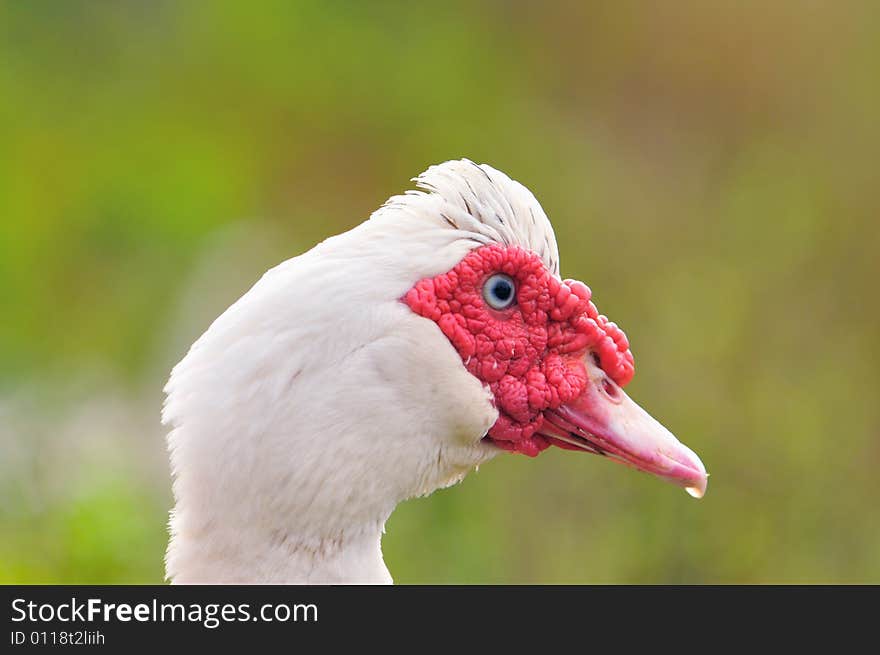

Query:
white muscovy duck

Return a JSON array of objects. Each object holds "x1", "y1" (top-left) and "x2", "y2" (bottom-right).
[{"x1": 163, "y1": 159, "x2": 708, "y2": 584}]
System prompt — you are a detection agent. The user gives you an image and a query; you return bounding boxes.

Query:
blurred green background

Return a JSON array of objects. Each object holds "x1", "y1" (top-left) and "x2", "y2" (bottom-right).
[{"x1": 1, "y1": 1, "x2": 878, "y2": 584}]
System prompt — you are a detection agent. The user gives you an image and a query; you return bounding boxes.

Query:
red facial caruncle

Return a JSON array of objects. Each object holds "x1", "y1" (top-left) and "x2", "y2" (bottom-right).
[
  {"x1": 404, "y1": 242, "x2": 708, "y2": 497},
  {"x1": 403, "y1": 244, "x2": 634, "y2": 457}
]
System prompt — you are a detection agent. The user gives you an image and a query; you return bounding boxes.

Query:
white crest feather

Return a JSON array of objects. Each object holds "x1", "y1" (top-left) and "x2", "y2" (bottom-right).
[{"x1": 379, "y1": 159, "x2": 560, "y2": 276}]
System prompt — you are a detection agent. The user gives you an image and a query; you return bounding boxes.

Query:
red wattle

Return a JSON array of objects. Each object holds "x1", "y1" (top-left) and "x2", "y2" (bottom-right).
[{"x1": 404, "y1": 244, "x2": 635, "y2": 456}]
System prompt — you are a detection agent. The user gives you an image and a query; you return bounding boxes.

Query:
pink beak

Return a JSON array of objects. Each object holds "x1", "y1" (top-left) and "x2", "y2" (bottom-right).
[{"x1": 540, "y1": 356, "x2": 708, "y2": 498}]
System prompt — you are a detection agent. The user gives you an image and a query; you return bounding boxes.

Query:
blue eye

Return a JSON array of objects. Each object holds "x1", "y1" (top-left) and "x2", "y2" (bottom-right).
[{"x1": 482, "y1": 273, "x2": 516, "y2": 310}]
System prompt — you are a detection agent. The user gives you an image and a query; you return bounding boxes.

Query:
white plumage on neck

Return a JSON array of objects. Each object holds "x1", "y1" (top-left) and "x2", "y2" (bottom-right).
[{"x1": 162, "y1": 160, "x2": 558, "y2": 583}]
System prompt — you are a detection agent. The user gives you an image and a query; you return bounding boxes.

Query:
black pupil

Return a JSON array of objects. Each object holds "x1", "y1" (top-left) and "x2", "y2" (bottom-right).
[{"x1": 493, "y1": 279, "x2": 513, "y2": 301}]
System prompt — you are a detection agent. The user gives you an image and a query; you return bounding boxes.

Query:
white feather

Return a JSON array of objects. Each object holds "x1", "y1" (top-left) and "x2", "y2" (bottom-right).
[{"x1": 163, "y1": 160, "x2": 559, "y2": 583}]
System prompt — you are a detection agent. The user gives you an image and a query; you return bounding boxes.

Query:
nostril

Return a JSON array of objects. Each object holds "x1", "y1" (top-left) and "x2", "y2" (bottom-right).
[
  {"x1": 602, "y1": 377, "x2": 619, "y2": 399},
  {"x1": 590, "y1": 352, "x2": 601, "y2": 367}
]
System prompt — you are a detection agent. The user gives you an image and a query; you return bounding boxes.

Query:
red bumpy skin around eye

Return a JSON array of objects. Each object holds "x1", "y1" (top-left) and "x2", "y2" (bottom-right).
[{"x1": 404, "y1": 244, "x2": 634, "y2": 457}]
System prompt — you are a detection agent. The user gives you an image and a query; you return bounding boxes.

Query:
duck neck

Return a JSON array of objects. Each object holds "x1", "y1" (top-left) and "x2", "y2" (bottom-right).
[
  {"x1": 166, "y1": 505, "x2": 393, "y2": 584},
  {"x1": 163, "y1": 236, "x2": 499, "y2": 584}
]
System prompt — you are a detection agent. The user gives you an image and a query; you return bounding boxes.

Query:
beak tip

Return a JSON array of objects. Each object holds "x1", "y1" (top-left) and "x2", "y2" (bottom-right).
[
  {"x1": 677, "y1": 444, "x2": 708, "y2": 499},
  {"x1": 684, "y1": 471, "x2": 708, "y2": 499}
]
